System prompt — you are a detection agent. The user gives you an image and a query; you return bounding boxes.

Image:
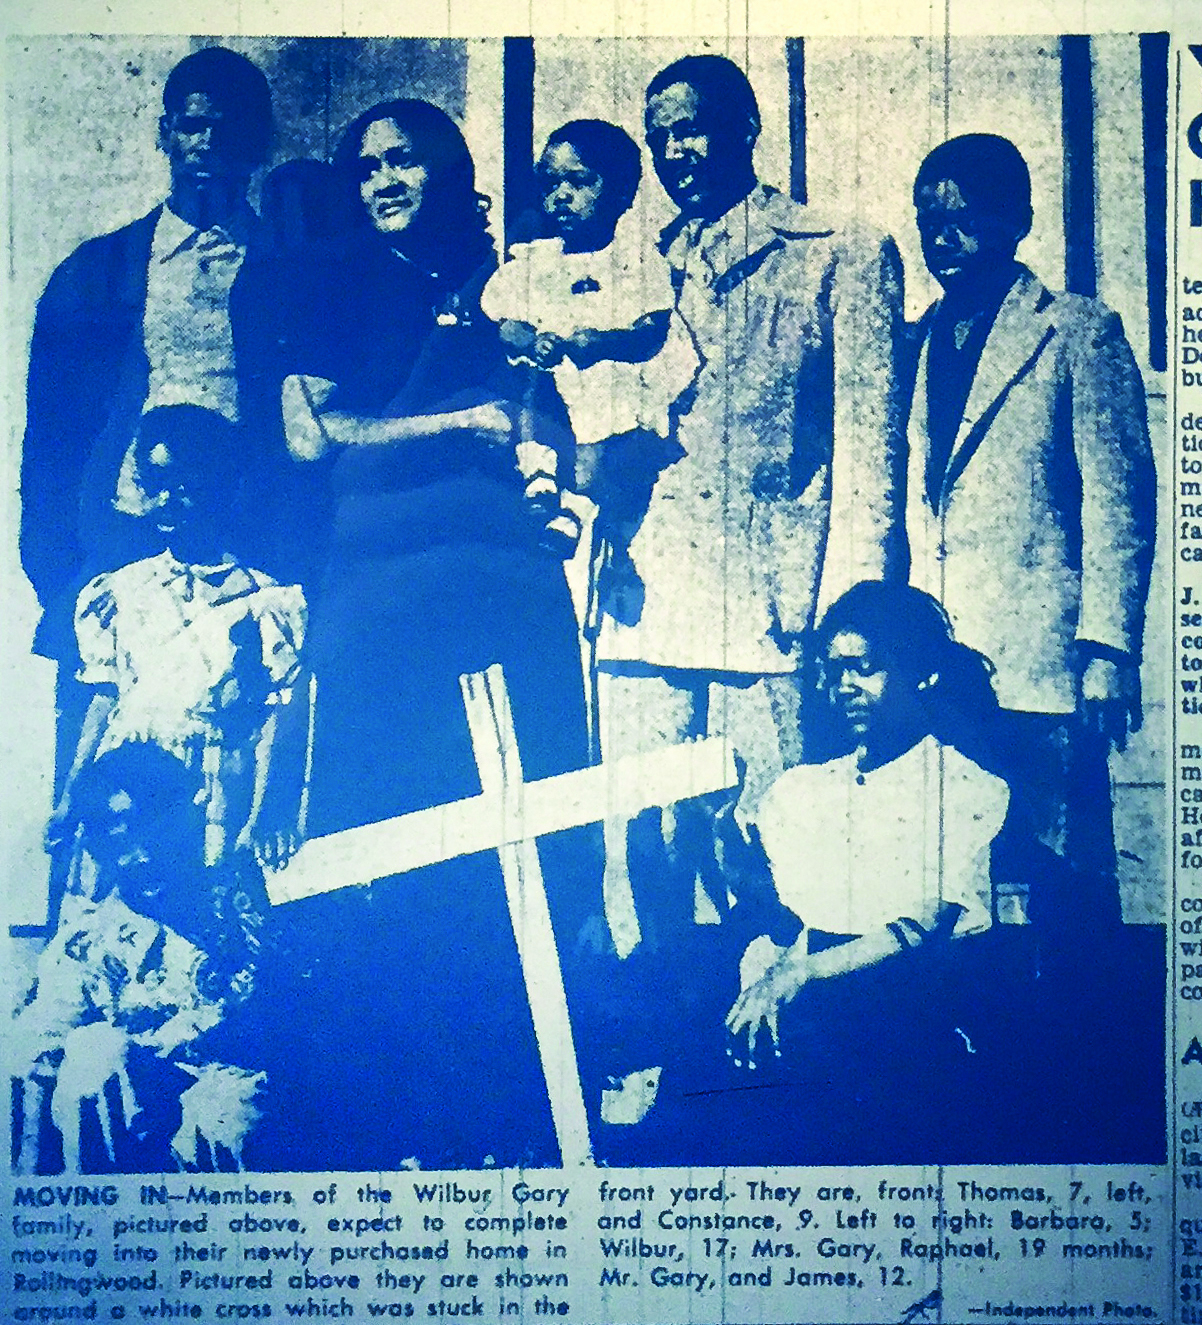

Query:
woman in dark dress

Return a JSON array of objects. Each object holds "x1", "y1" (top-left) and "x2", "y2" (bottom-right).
[{"x1": 238, "y1": 100, "x2": 596, "y2": 1171}]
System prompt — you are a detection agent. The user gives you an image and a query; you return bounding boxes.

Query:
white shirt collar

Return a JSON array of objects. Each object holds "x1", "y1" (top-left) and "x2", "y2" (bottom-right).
[{"x1": 151, "y1": 202, "x2": 253, "y2": 261}]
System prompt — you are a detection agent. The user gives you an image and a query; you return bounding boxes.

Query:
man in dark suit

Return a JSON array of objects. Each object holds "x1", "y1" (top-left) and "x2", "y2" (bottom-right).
[
  {"x1": 905, "y1": 133, "x2": 1155, "y2": 931},
  {"x1": 21, "y1": 45, "x2": 272, "y2": 660},
  {"x1": 21, "y1": 46, "x2": 272, "y2": 920}
]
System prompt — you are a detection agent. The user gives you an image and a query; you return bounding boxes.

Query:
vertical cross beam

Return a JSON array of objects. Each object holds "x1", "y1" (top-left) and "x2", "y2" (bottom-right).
[{"x1": 459, "y1": 665, "x2": 593, "y2": 1167}]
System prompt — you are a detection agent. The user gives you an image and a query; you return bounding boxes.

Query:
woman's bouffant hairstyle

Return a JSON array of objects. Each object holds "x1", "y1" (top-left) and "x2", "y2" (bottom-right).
[
  {"x1": 815, "y1": 580, "x2": 1000, "y2": 755},
  {"x1": 333, "y1": 98, "x2": 494, "y2": 289}
]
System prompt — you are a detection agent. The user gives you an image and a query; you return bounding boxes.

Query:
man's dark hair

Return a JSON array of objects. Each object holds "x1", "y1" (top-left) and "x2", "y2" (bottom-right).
[
  {"x1": 646, "y1": 54, "x2": 760, "y2": 141},
  {"x1": 914, "y1": 133, "x2": 1033, "y2": 240},
  {"x1": 162, "y1": 45, "x2": 273, "y2": 168},
  {"x1": 545, "y1": 119, "x2": 642, "y2": 220}
]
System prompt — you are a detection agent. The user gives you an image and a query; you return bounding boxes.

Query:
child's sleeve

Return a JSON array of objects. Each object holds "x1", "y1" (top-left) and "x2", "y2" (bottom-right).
[
  {"x1": 74, "y1": 574, "x2": 120, "y2": 688},
  {"x1": 10, "y1": 912, "x2": 97, "y2": 1076},
  {"x1": 479, "y1": 244, "x2": 533, "y2": 327}
]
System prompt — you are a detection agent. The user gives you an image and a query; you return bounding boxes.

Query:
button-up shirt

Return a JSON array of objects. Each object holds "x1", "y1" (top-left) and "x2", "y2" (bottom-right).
[
  {"x1": 113, "y1": 205, "x2": 254, "y2": 516},
  {"x1": 142, "y1": 203, "x2": 251, "y2": 420}
]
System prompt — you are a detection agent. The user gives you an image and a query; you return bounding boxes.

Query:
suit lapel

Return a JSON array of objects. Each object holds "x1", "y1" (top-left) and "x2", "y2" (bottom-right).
[
  {"x1": 939, "y1": 270, "x2": 1057, "y2": 506},
  {"x1": 681, "y1": 186, "x2": 834, "y2": 302},
  {"x1": 114, "y1": 206, "x2": 162, "y2": 313},
  {"x1": 909, "y1": 305, "x2": 951, "y2": 521}
]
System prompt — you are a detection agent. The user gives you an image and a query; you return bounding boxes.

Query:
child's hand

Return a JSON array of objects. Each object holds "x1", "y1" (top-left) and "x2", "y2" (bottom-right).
[
  {"x1": 45, "y1": 795, "x2": 76, "y2": 851},
  {"x1": 515, "y1": 439, "x2": 560, "y2": 485},
  {"x1": 144, "y1": 1005, "x2": 222, "y2": 1057},
  {"x1": 242, "y1": 822, "x2": 302, "y2": 872},
  {"x1": 563, "y1": 327, "x2": 601, "y2": 368},
  {"x1": 532, "y1": 332, "x2": 567, "y2": 369},
  {"x1": 498, "y1": 318, "x2": 538, "y2": 355}
]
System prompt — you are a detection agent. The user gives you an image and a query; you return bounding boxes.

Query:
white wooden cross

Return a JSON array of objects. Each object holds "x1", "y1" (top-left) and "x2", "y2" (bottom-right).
[{"x1": 265, "y1": 663, "x2": 737, "y2": 1167}]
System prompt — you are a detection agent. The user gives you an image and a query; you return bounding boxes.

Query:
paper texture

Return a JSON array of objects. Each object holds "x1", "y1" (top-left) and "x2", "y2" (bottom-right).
[{"x1": 0, "y1": 4, "x2": 1187, "y2": 1321}]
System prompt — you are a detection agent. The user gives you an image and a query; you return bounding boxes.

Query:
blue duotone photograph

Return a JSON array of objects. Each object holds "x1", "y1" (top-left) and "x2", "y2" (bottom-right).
[{"x1": 5, "y1": 32, "x2": 1169, "y2": 1175}]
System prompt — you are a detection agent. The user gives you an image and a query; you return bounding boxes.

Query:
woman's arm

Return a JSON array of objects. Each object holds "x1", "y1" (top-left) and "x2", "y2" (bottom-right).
[
  {"x1": 803, "y1": 915, "x2": 949, "y2": 980},
  {"x1": 282, "y1": 373, "x2": 516, "y2": 462},
  {"x1": 725, "y1": 901, "x2": 965, "y2": 1064}
]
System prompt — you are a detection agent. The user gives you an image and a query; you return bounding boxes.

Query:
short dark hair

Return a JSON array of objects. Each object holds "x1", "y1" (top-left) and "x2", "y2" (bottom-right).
[
  {"x1": 137, "y1": 405, "x2": 239, "y2": 489},
  {"x1": 544, "y1": 119, "x2": 642, "y2": 219},
  {"x1": 73, "y1": 744, "x2": 218, "y2": 940},
  {"x1": 646, "y1": 54, "x2": 760, "y2": 140},
  {"x1": 914, "y1": 133, "x2": 1033, "y2": 239},
  {"x1": 162, "y1": 45, "x2": 273, "y2": 168},
  {"x1": 74, "y1": 742, "x2": 202, "y2": 850},
  {"x1": 135, "y1": 405, "x2": 240, "y2": 538}
]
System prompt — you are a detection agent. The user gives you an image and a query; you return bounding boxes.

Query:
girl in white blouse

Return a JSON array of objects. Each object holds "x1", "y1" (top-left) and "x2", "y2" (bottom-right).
[{"x1": 726, "y1": 581, "x2": 1009, "y2": 1072}]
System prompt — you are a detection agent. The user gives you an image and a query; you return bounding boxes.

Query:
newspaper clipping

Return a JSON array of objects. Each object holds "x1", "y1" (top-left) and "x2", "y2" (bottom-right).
[{"x1": 0, "y1": 2, "x2": 1189, "y2": 1320}]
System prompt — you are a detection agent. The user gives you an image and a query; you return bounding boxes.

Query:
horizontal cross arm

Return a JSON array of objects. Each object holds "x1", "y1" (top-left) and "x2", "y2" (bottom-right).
[{"x1": 266, "y1": 736, "x2": 736, "y2": 905}]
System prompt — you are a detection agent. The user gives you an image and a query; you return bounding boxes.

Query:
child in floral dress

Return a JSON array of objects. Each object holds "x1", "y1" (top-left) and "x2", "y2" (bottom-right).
[
  {"x1": 50, "y1": 405, "x2": 306, "y2": 869},
  {"x1": 14, "y1": 742, "x2": 268, "y2": 1172}
]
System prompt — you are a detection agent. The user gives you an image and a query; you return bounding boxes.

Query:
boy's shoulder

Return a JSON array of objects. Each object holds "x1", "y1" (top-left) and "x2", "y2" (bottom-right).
[{"x1": 195, "y1": 562, "x2": 306, "y2": 619}]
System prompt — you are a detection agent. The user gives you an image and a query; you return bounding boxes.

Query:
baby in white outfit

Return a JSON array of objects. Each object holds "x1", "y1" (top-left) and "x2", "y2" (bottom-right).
[{"x1": 482, "y1": 119, "x2": 697, "y2": 629}]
